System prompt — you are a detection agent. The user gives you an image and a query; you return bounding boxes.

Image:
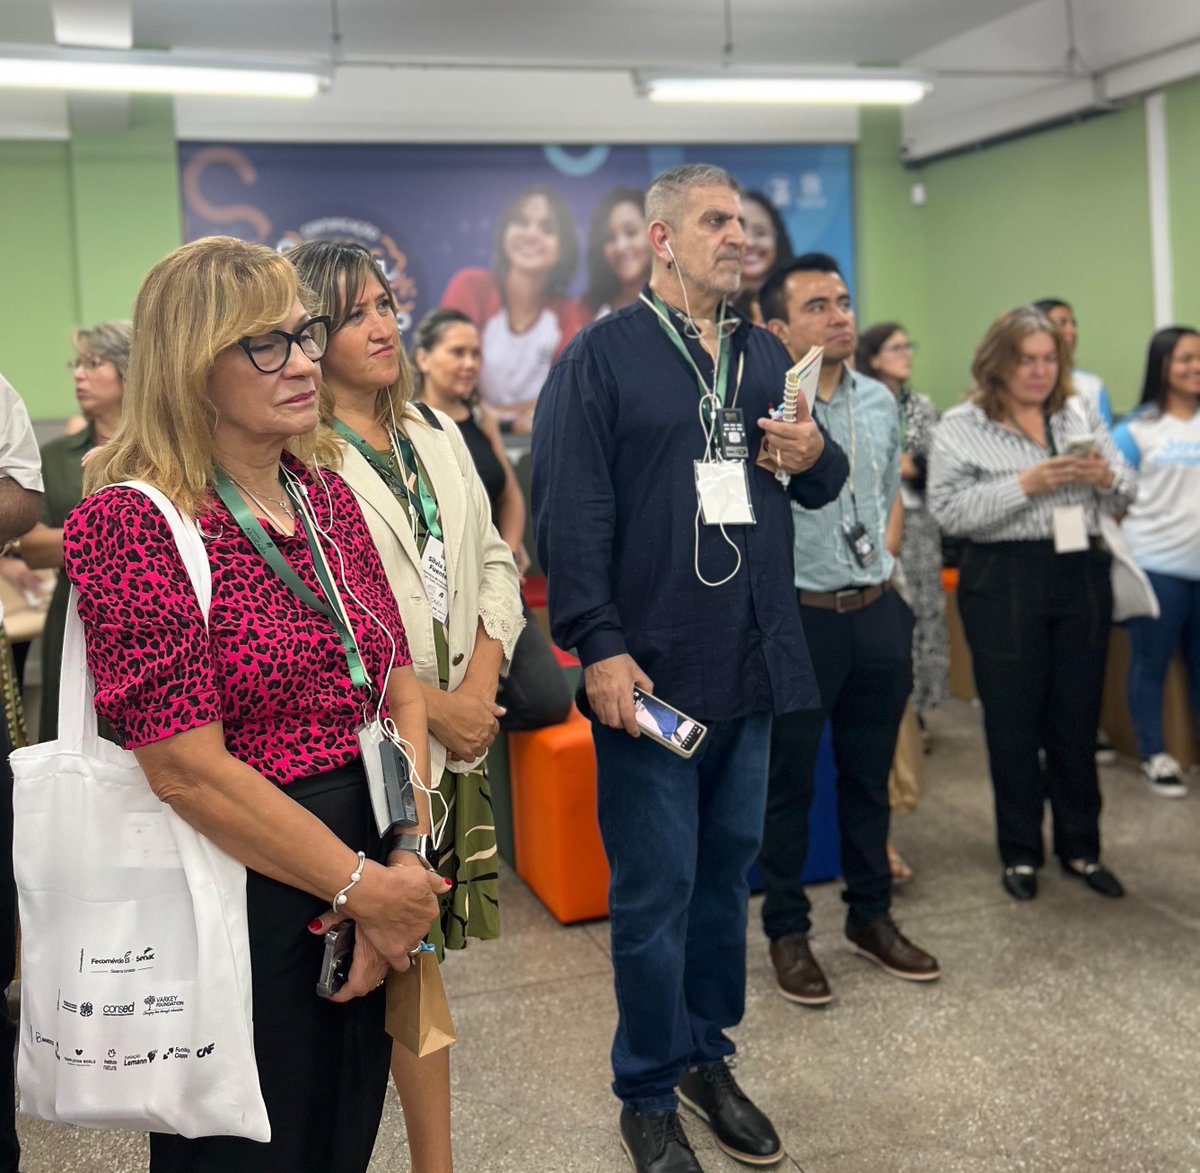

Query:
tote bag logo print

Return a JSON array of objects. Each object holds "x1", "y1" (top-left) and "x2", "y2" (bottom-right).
[{"x1": 11, "y1": 481, "x2": 270, "y2": 1141}]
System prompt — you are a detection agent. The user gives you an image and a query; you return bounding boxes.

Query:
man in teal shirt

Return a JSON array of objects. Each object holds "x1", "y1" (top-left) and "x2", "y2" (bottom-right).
[{"x1": 756, "y1": 254, "x2": 940, "y2": 1008}]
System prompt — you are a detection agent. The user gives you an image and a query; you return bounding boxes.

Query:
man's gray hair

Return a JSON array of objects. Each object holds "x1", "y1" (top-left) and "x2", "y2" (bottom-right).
[{"x1": 645, "y1": 163, "x2": 739, "y2": 227}]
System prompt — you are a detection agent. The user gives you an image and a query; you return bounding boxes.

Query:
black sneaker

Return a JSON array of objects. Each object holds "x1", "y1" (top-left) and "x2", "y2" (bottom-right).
[
  {"x1": 619, "y1": 1107, "x2": 703, "y2": 1172},
  {"x1": 677, "y1": 1059, "x2": 784, "y2": 1166},
  {"x1": 1140, "y1": 753, "x2": 1188, "y2": 798}
]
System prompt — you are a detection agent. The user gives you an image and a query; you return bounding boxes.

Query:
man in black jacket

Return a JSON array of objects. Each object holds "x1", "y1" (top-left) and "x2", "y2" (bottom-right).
[{"x1": 532, "y1": 164, "x2": 847, "y2": 1173}]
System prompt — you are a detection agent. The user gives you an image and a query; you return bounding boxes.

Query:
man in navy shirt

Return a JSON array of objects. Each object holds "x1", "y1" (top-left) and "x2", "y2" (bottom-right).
[{"x1": 532, "y1": 164, "x2": 847, "y2": 1173}]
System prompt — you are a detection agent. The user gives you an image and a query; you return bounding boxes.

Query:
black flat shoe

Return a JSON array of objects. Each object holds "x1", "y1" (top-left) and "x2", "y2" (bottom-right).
[
  {"x1": 619, "y1": 1107, "x2": 702, "y2": 1172},
  {"x1": 678, "y1": 1059, "x2": 783, "y2": 1166},
  {"x1": 1002, "y1": 865, "x2": 1037, "y2": 901},
  {"x1": 1061, "y1": 860, "x2": 1125, "y2": 898}
]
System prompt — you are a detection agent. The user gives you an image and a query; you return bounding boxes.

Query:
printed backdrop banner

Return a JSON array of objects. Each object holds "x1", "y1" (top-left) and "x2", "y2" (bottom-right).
[{"x1": 180, "y1": 142, "x2": 853, "y2": 423}]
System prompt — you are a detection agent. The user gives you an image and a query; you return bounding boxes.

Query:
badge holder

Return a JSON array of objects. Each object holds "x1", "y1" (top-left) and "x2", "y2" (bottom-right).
[{"x1": 694, "y1": 460, "x2": 756, "y2": 526}]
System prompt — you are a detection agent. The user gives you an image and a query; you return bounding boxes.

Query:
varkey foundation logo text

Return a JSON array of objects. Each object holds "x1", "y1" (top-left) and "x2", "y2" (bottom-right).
[{"x1": 143, "y1": 993, "x2": 184, "y2": 1014}]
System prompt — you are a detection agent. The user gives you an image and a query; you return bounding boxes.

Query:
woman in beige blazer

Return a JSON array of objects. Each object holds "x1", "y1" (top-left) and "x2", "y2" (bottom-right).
[{"x1": 289, "y1": 241, "x2": 523, "y2": 1173}]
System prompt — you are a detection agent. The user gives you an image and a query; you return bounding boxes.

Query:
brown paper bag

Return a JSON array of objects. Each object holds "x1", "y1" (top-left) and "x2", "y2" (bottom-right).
[
  {"x1": 887, "y1": 699, "x2": 923, "y2": 815},
  {"x1": 385, "y1": 948, "x2": 456, "y2": 1057}
]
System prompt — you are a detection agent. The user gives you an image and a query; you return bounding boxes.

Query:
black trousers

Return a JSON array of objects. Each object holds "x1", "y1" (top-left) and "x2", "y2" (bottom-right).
[
  {"x1": 496, "y1": 603, "x2": 573, "y2": 733},
  {"x1": 150, "y1": 764, "x2": 391, "y2": 1173},
  {"x1": 0, "y1": 718, "x2": 18, "y2": 1173},
  {"x1": 760, "y1": 588, "x2": 914, "y2": 939},
  {"x1": 958, "y1": 541, "x2": 1112, "y2": 868}
]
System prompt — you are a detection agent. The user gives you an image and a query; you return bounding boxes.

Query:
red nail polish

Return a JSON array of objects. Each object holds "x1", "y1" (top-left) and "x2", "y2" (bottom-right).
[
  {"x1": 307, "y1": 919, "x2": 323, "y2": 933},
  {"x1": 443, "y1": 877, "x2": 453, "y2": 888}
]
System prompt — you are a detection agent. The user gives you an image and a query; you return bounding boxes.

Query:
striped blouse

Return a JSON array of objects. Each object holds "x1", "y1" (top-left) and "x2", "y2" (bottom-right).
[{"x1": 928, "y1": 394, "x2": 1136, "y2": 543}]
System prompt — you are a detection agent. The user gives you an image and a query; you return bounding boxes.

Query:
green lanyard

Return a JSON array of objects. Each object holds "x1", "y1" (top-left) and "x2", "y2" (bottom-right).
[
  {"x1": 213, "y1": 467, "x2": 372, "y2": 693},
  {"x1": 1006, "y1": 410, "x2": 1057, "y2": 456},
  {"x1": 640, "y1": 292, "x2": 732, "y2": 407},
  {"x1": 332, "y1": 417, "x2": 442, "y2": 542}
]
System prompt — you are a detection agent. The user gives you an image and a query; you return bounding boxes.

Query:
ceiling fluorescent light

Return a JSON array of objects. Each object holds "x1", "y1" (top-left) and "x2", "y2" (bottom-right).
[
  {"x1": 635, "y1": 69, "x2": 932, "y2": 106},
  {"x1": 0, "y1": 43, "x2": 329, "y2": 99}
]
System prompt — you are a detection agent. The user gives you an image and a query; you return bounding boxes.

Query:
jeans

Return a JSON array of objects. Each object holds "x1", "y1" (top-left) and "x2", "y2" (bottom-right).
[
  {"x1": 591, "y1": 711, "x2": 771, "y2": 1113},
  {"x1": 759, "y1": 588, "x2": 913, "y2": 939},
  {"x1": 958, "y1": 541, "x2": 1111, "y2": 867},
  {"x1": 1125, "y1": 570, "x2": 1200, "y2": 758}
]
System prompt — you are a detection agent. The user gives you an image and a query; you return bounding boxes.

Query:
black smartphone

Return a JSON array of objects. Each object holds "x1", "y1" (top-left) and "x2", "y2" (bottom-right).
[
  {"x1": 315, "y1": 919, "x2": 355, "y2": 999},
  {"x1": 632, "y1": 687, "x2": 707, "y2": 759}
]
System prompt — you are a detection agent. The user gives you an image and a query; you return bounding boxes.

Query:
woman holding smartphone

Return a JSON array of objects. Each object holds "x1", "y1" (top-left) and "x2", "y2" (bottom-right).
[
  {"x1": 1112, "y1": 326, "x2": 1200, "y2": 798},
  {"x1": 928, "y1": 306, "x2": 1135, "y2": 902}
]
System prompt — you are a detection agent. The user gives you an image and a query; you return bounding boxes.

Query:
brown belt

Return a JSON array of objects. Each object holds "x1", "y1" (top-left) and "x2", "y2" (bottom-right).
[{"x1": 799, "y1": 580, "x2": 892, "y2": 614}]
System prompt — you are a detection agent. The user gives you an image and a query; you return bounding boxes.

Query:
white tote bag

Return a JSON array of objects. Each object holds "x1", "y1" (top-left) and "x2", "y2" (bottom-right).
[
  {"x1": 11, "y1": 481, "x2": 270, "y2": 1141},
  {"x1": 1099, "y1": 512, "x2": 1160, "y2": 623}
]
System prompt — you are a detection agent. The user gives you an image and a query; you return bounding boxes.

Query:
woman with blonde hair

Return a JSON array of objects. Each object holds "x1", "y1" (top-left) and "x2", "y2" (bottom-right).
[
  {"x1": 288, "y1": 239, "x2": 523, "y2": 1173},
  {"x1": 928, "y1": 306, "x2": 1135, "y2": 903},
  {"x1": 63, "y1": 235, "x2": 444, "y2": 1171},
  {"x1": 16, "y1": 320, "x2": 130, "y2": 740}
]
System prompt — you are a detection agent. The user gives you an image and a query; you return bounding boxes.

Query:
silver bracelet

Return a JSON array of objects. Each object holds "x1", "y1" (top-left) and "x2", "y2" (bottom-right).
[{"x1": 332, "y1": 850, "x2": 367, "y2": 911}]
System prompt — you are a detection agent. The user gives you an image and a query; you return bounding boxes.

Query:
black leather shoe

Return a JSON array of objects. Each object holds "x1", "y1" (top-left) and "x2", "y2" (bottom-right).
[
  {"x1": 619, "y1": 1107, "x2": 703, "y2": 1172},
  {"x1": 677, "y1": 1059, "x2": 784, "y2": 1167},
  {"x1": 1002, "y1": 865, "x2": 1038, "y2": 901},
  {"x1": 768, "y1": 933, "x2": 832, "y2": 1006},
  {"x1": 846, "y1": 915, "x2": 940, "y2": 981},
  {"x1": 1060, "y1": 860, "x2": 1125, "y2": 898}
]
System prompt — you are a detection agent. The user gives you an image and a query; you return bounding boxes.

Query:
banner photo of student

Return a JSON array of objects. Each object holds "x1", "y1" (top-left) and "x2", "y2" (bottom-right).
[{"x1": 180, "y1": 142, "x2": 852, "y2": 429}]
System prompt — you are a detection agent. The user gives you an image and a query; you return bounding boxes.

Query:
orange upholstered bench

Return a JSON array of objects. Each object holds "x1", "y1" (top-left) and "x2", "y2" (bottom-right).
[{"x1": 508, "y1": 705, "x2": 610, "y2": 924}]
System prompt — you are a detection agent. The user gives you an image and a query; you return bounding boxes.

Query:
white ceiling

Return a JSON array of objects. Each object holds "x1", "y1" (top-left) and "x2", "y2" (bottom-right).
[{"x1": 1, "y1": 0, "x2": 1199, "y2": 157}]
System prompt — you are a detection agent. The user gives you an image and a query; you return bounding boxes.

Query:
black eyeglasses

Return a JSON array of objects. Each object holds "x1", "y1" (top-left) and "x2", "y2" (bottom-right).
[{"x1": 237, "y1": 316, "x2": 331, "y2": 374}]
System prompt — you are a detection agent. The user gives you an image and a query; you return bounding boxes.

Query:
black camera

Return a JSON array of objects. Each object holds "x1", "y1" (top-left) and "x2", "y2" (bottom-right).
[{"x1": 842, "y1": 521, "x2": 878, "y2": 569}]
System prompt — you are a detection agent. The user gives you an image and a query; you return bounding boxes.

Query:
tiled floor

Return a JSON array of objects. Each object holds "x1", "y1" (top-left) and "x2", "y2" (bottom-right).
[{"x1": 15, "y1": 699, "x2": 1200, "y2": 1171}]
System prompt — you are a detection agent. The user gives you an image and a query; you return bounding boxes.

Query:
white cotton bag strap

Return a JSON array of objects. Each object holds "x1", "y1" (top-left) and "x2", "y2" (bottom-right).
[{"x1": 59, "y1": 480, "x2": 212, "y2": 758}]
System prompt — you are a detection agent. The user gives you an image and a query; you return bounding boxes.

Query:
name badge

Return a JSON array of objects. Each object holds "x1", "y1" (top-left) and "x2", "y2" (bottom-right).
[
  {"x1": 694, "y1": 460, "x2": 756, "y2": 526},
  {"x1": 421, "y1": 535, "x2": 450, "y2": 625},
  {"x1": 1052, "y1": 504, "x2": 1088, "y2": 553}
]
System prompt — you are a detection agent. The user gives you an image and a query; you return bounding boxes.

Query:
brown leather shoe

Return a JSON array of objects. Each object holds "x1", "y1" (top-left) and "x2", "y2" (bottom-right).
[
  {"x1": 846, "y1": 916, "x2": 940, "y2": 982},
  {"x1": 768, "y1": 933, "x2": 832, "y2": 1005}
]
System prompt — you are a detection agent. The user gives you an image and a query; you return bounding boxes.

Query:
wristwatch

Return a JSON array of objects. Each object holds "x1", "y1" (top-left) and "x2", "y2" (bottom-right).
[{"x1": 387, "y1": 831, "x2": 431, "y2": 867}]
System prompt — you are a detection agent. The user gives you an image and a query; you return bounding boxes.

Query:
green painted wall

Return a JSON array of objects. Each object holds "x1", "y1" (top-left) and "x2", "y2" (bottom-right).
[
  {"x1": 1167, "y1": 77, "x2": 1200, "y2": 326},
  {"x1": 855, "y1": 109, "x2": 930, "y2": 385},
  {"x1": 900, "y1": 105, "x2": 1154, "y2": 411},
  {"x1": 0, "y1": 97, "x2": 182, "y2": 419},
  {"x1": 0, "y1": 141, "x2": 79, "y2": 414},
  {"x1": 859, "y1": 103, "x2": 1156, "y2": 412}
]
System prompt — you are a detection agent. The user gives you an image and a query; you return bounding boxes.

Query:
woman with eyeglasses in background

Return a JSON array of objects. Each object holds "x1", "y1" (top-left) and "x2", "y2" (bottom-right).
[{"x1": 14, "y1": 321, "x2": 130, "y2": 741}]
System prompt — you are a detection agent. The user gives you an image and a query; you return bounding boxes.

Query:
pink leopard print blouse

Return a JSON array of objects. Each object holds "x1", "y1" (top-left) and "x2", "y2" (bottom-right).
[{"x1": 63, "y1": 460, "x2": 411, "y2": 786}]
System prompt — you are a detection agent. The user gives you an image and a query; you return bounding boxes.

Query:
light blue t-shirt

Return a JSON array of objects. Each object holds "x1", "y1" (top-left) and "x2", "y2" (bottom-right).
[
  {"x1": 1112, "y1": 405, "x2": 1200, "y2": 578},
  {"x1": 793, "y1": 367, "x2": 900, "y2": 592}
]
